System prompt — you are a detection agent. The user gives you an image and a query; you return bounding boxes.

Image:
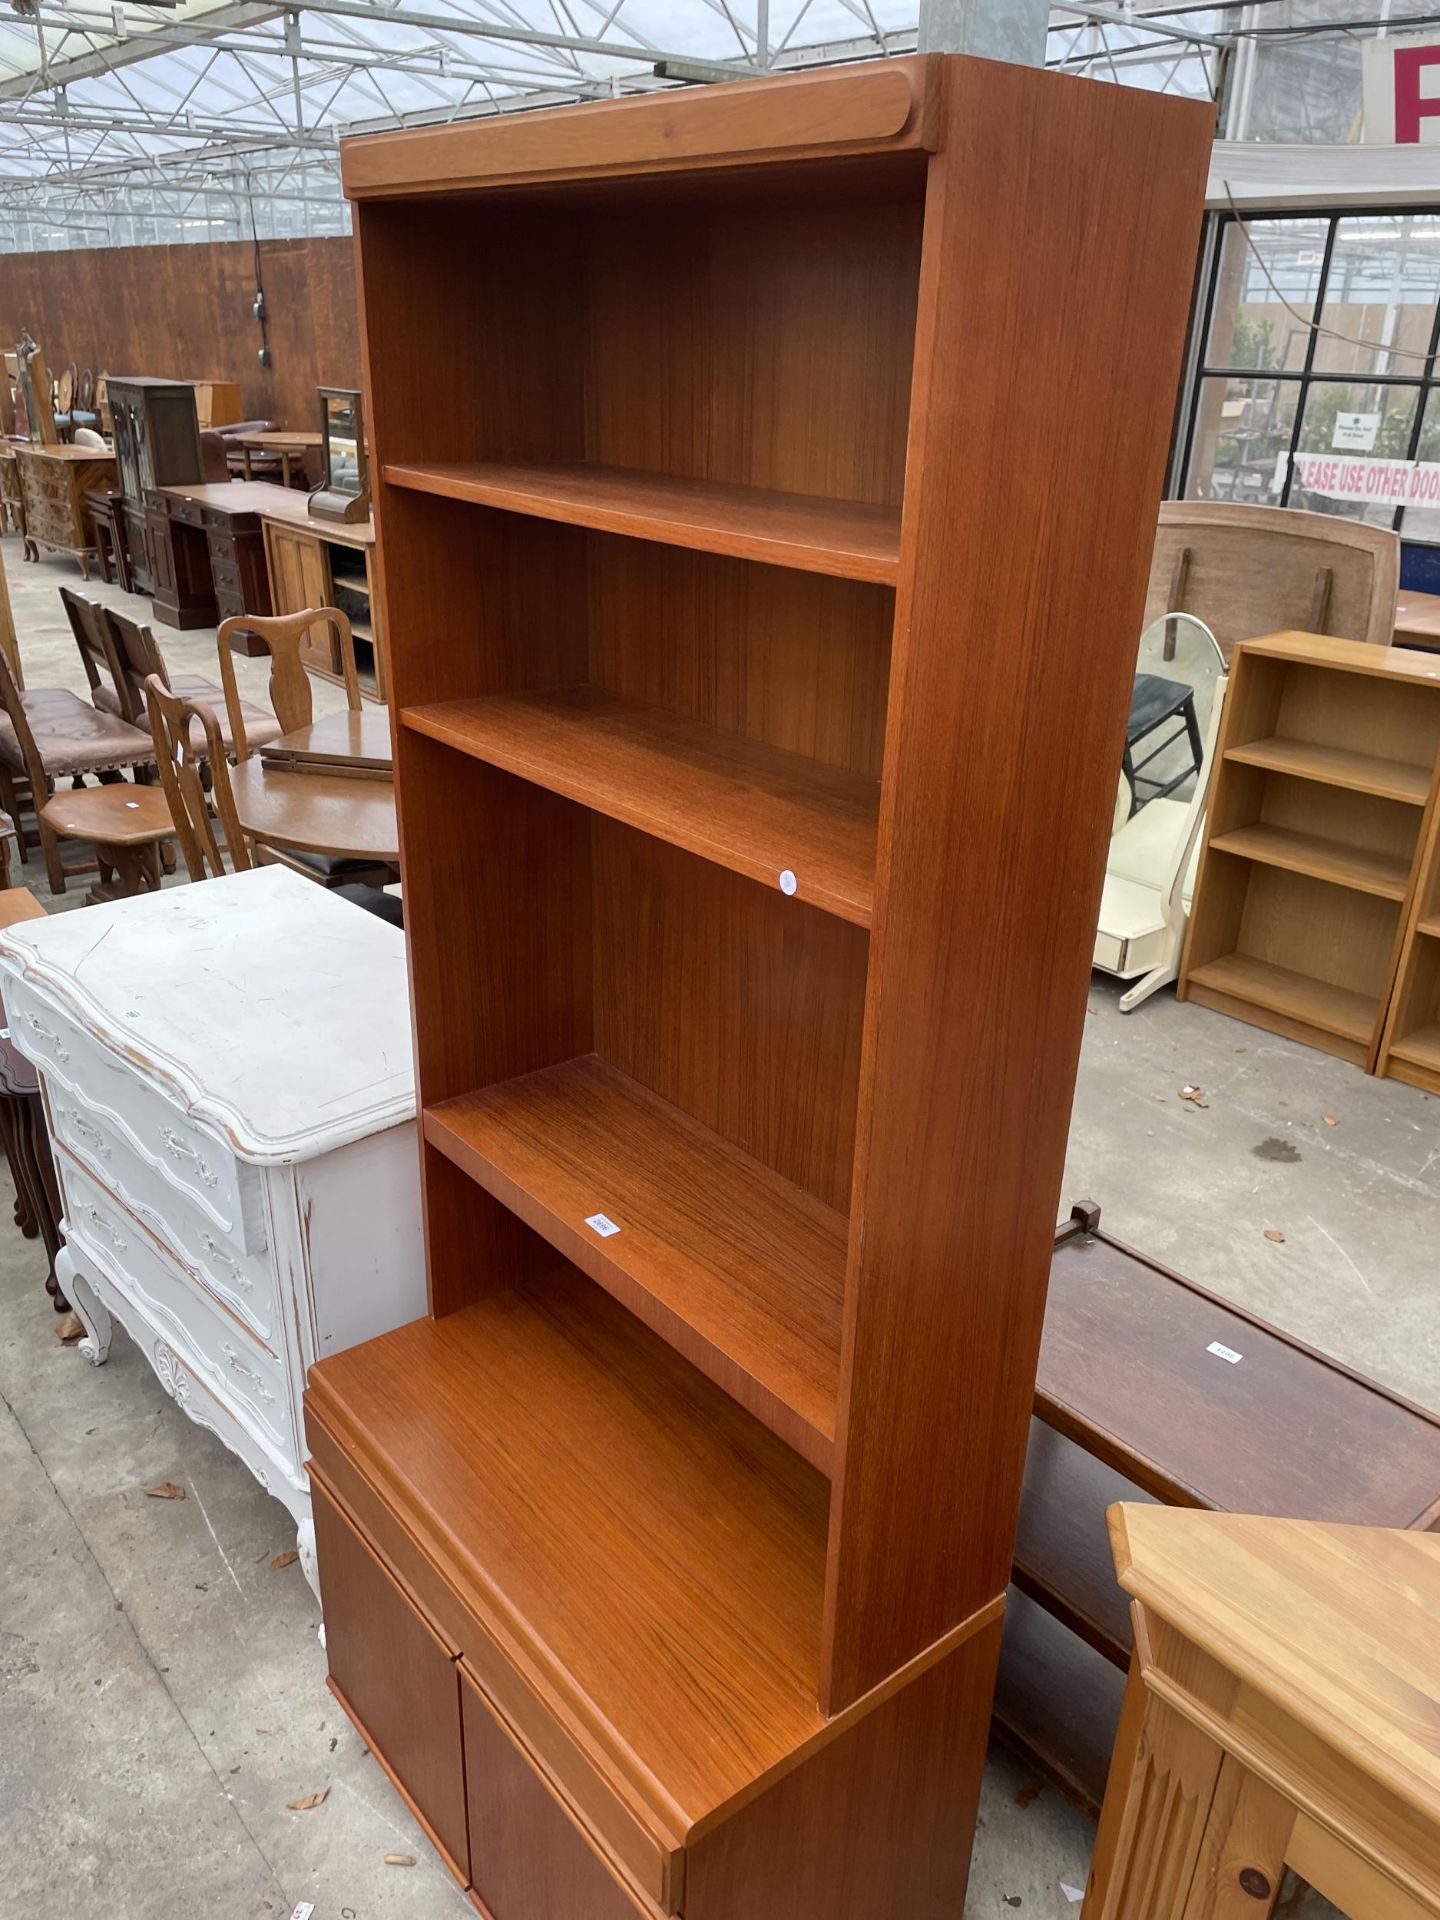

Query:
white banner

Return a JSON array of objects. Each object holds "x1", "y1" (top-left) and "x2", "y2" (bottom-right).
[
  {"x1": 1362, "y1": 31, "x2": 1440, "y2": 144},
  {"x1": 1284, "y1": 451, "x2": 1440, "y2": 507}
]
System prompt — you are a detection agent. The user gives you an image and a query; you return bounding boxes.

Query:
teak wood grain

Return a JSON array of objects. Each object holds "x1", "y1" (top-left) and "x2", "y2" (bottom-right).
[
  {"x1": 818, "y1": 59, "x2": 1213, "y2": 1710},
  {"x1": 425, "y1": 1054, "x2": 846, "y2": 1469},
  {"x1": 403, "y1": 686, "x2": 879, "y2": 926},
  {"x1": 383, "y1": 462, "x2": 902, "y2": 584},
  {"x1": 342, "y1": 58, "x2": 935, "y2": 198},
  {"x1": 308, "y1": 1264, "x2": 831, "y2": 1835},
  {"x1": 319, "y1": 48, "x2": 1215, "y2": 1918}
]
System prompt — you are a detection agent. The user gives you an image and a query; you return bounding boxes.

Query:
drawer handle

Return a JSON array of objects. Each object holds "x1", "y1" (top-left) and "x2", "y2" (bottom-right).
[
  {"x1": 76, "y1": 1200, "x2": 127, "y2": 1254},
  {"x1": 59, "y1": 1106, "x2": 111, "y2": 1161},
  {"x1": 220, "y1": 1341, "x2": 275, "y2": 1404},
  {"x1": 161, "y1": 1128, "x2": 220, "y2": 1189},
  {"x1": 200, "y1": 1233, "x2": 252, "y2": 1293},
  {"x1": 21, "y1": 1013, "x2": 69, "y2": 1063}
]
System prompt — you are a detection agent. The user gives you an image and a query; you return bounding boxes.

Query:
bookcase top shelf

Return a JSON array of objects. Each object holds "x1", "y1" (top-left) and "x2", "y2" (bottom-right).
[
  {"x1": 383, "y1": 462, "x2": 902, "y2": 585},
  {"x1": 342, "y1": 56, "x2": 938, "y2": 199},
  {"x1": 403, "y1": 686, "x2": 880, "y2": 926}
]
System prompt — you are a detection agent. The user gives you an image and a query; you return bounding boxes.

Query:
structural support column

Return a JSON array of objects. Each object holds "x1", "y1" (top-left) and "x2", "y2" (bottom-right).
[{"x1": 918, "y1": 0, "x2": 1049, "y2": 63}]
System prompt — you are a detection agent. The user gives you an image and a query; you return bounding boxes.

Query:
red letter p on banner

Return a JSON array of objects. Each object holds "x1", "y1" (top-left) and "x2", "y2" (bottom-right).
[{"x1": 1395, "y1": 44, "x2": 1440, "y2": 141}]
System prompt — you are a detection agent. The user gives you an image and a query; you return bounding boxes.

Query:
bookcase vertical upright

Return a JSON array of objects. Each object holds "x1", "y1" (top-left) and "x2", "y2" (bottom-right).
[{"x1": 305, "y1": 55, "x2": 1212, "y2": 1920}]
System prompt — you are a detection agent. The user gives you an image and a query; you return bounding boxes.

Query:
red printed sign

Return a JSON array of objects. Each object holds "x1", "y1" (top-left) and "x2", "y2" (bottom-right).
[
  {"x1": 1363, "y1": 31, "x2": 1440, "y2": 143},
  {"x1": 1286, "y1": 451, "x2": 1440, "y2": 505}
]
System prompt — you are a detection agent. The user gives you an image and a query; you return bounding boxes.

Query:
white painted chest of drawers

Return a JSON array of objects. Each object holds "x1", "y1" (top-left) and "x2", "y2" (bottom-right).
[{"x1": 0, "y1": 867, "x2": 425, "y2": 1592}]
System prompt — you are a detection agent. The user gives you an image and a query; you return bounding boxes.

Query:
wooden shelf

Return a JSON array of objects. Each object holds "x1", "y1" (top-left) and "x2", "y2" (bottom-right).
[
  {"x1": 382, "y1": 461, "x2": 902, "y2": 585},
  {"x1": 1225, "y1": 736, "x2": 1433, "y2": 807},
  {"x1": 1209, "y1": 823, "x2": 1411, "y2": 901},
  {"x1": 306, "y1": 1265, "x2": 830, "y2": 1836},
  {"x1": 1185, "y1": 952, "x2": 1377, "y2": 1044},
  {"x1": 1417, "y1": 914, "x2": 1440, "y2": 942},
  {"x1": 404, "y1": 686, "x2": 879, "y2": 926},
  {"x1": 1390, "y1": 1023, "x2": 1440, "y2": 1073},
  {"x1": 425, "y1": 1055, "x2": 846, "y2": 1471}
]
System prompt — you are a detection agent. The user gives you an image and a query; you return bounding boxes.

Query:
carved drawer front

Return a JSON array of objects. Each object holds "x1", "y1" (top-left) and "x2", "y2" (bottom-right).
[
  {"x1": 313, "y1": 1475, "x2": 471, "y2": 1884},
  {"x1": 5, "y1": 974, "x2": 265, "y2": 1254},
  {"x1": 48, "y1": 1092, "x2": 279, "y2": 1347},
  {"x1": 61, "y1": 1157, "x2": 295, "y2": 1462}
]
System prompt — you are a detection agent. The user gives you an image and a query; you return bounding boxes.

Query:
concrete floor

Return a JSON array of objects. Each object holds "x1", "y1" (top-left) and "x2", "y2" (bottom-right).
[{"x1": 3, "y1": 534, "x2": 1430, "y2": 1915}]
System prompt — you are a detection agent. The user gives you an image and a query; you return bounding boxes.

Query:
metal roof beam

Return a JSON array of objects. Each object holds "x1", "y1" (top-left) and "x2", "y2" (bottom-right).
[{"x1": 0, "y1": 4, "x2": 285, "y2": 97}]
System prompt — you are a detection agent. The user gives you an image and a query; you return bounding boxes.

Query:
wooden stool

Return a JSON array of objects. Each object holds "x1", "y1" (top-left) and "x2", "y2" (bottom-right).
[
  {"x1": 1085, "y1": 1505, "x2": 1440, "y2": 1918},
  {"x1": 39, "y1": 785, "x2": 174, "y2": 903}
]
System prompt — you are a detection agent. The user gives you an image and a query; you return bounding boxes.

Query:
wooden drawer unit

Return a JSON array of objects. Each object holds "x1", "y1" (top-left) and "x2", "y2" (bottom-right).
[
  {"x1": 0, "y1": 869, "x2": 426, "y2": 1593},
  {"x1": 62, "y1": 1153, "x2": 295, "y2": 1462},
  {"x1": 5, "y1": 970, "x2": 264, "y2": 1253},
  {"x1": 463, "y1": 1668, "x2": 658, "y2": 1920},
  {"x1": 44, "y1": 1076, "x2": 279, "y2": 1348},
  {"x1": 312, "y1": 1474, "x2": 471, "y2": 1882}
]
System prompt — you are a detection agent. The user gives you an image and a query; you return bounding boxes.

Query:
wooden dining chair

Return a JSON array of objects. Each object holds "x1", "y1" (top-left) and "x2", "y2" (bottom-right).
[
  {"x1": 145, "y1": 675, "x2": 401, "y2": 925},
  {"x1": 215, "y1": 606, "x2": 362, "y2": 756},
  {"x1": 0, "y1": 642, "x2": 161, "y2": 894},
  {"x1": 144, "y1": 676, "x2": 242, "y2": 880},
  {"x1": 214, "y1": 607, "x2": 392, "y2": 892},
  {"x1": 59, "y1": 587, "x2": 127, "y2": 715},
  {"x1": 106, "y1": 605, "x2": 280, "y2": 753}
]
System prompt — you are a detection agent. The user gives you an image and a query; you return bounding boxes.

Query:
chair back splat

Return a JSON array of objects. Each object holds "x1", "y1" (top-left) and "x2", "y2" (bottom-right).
[
  {"x1": 216, "y1": 607, "x2": 362, "y2": 759},
  {"x1": 144, "y1": 674, "x2": 250, "y2": 881}
]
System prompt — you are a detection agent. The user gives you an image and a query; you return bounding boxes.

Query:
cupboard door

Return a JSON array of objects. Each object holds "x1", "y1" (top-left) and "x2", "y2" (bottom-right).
[
  {"x1": 311, "y1": 1475, "x2": 470, "y2": 1883},
  {"x1": 265, "y1": 525, "x2": 337, "y2": 671},
  {"x1": 462, "y1": 1667, "x2": 652, "y2": 1920}
]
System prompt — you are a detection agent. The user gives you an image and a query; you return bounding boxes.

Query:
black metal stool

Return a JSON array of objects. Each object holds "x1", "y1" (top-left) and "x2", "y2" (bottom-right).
[{"x1": 1123, "y1": 673, "x2": 1202, "y2": 815}]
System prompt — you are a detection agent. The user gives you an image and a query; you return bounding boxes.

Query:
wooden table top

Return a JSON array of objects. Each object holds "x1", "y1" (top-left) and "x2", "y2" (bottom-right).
[
  {"x1": 229, "y1": 759, "x2": 399, "y2": 862},
  {"x1": 1395, "y1": 589, "x2": 1440, "y2": 648},
  {"x1": 7, "y1": 441, "x2": 115, "y2": 465},
  {"x1": 262, "y1": 708, "x2": 393, "y2": 774},
  {"x1": 239, "y1": 430, "x2": 324, "y2": 451},
  {"x1": 159, "y1": 477, "x2": 376, "y2": 545},
  {"x1": 1112, "y1": 1503, "x2": 1440, "y2": 1823}
]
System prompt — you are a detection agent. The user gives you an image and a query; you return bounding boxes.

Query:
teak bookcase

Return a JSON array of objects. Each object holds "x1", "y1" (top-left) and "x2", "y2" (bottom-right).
[
  {"x1": 1180, "y1": 632, "x2": 1440, "y2": 1069},
  {"x1": 304, "y1": 56, "x2": 1211, "y2": 1920}
]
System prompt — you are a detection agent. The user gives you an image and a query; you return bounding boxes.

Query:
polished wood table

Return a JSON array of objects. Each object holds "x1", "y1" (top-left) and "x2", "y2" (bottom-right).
[
  {"x1": 261, "y1": 707, "x2": 393, "y2": 777},
  {"x1": 1395, "y1": 589, "x2": 1440, "y2": 652},
  {"x1": 230, "y1": 759, "x2": 399, "y2": 863},
  {"x1": 238, "y1": 431, "x2": 323, "y2": 488},
  {"x1": 1085, "y1": 1504, "x2": 1440, "y2": 1918}
]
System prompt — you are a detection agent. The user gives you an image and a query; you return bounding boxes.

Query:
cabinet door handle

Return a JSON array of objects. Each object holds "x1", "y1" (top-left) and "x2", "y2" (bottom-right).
[
  {"x1": 220, "y1": 1342, "x2": 275, "y2": 1404},
  {"x1": 160, "y1": 1128, "x2": 220, "y2": 1189},
  {"x1": 21, "y1": 1013, "x2": 69, "y2": 1063}
]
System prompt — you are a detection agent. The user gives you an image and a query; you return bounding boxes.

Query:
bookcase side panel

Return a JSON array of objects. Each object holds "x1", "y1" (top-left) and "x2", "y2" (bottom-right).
[{"x1": 821, "y1": 63, "x2": 1215, "y2": 1709}]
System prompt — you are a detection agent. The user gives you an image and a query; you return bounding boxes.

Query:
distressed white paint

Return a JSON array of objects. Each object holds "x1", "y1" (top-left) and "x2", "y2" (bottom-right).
[{"x1": 0, "y1": 867, "x2": 426, "y2": 1597}]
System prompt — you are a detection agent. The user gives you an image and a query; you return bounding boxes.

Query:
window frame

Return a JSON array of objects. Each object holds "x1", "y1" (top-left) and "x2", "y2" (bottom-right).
[{"x1": 1178, "y1": 205, "x2": 1440, "y2": 543}]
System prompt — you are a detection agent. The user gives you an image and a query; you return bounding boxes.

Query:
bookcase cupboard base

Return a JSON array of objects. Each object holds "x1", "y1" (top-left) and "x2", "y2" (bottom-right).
[{"x1": 309, "y1": 1427, "x2": 1002, "y2": 1920}]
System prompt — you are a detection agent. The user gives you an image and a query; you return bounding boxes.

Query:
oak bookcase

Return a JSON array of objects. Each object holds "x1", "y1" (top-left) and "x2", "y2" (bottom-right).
[
  {"x1": 1180, "y1": 632, "x2": 1440, "y2": 1069},
  {"x1": 303, "y1": 55, "x2": 1211, "y2": 1920}
]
